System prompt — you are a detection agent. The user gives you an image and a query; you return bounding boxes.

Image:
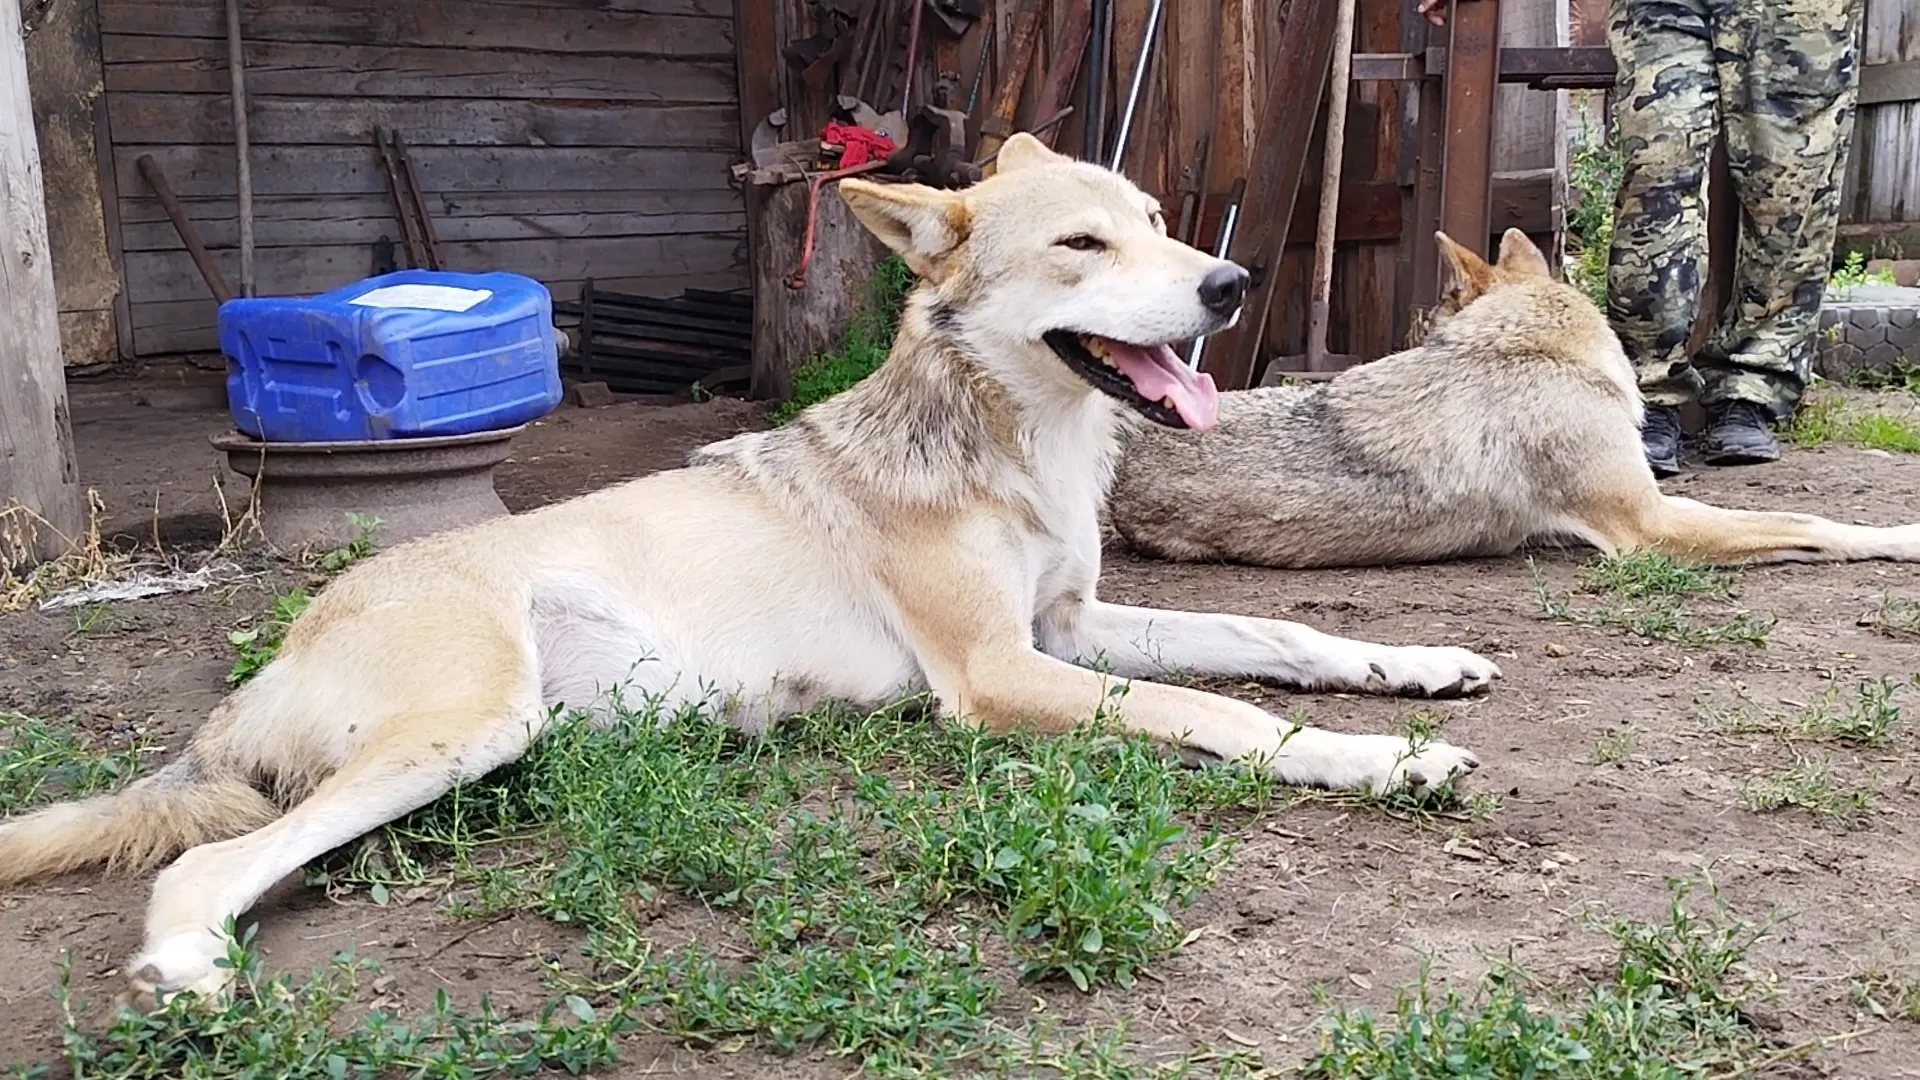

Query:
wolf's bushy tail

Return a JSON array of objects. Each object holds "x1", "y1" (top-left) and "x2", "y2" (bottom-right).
[{"x1": 0, "y1": 751, "x2": 278, "y2": 884}]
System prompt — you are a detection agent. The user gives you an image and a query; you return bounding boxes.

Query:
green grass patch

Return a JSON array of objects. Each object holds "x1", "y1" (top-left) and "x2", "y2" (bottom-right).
[
  {"x1": 288, "y1": 695, "x2": 1284, "y2": 1073},
  {"x1": 0, "y1": 714, "x2": 146, "y2": 816},
  {"x1": 1700, "y1": 677, "x2": 1905, "y2": 747},
  {"x1": 1788, "y1": 394, "x2": 1920, "y2": 454},
  {"x1": 1305, "y1": 878, "x2": 1809, "y2": 1078},
  {"x1": 1827, "y1": 249, "x2": 1898, "y2": 297},
  {"x1": 1738, "y1": 755, "x2": 1876, "y2": 823},
  {"x1": 1532, "y1": 552, "x2": 1775, "y2": 648},
  {"x1": 770, "y1": 255, "x2": 915, "y2": 425}
]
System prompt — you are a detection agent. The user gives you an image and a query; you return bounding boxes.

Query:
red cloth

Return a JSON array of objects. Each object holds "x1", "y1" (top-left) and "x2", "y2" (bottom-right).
[{"x1": 823, "y1": 122, "x2": 895, "y2": 168}]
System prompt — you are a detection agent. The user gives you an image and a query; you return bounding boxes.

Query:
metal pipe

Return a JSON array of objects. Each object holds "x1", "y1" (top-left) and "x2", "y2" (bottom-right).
[
  {"x1": 225, "y1": 0, "x2": 254, "y2": 297},
  {"x1": 1106, "y1": 0, "x2": 1165, "y2": 171},
  {"x1": 1186, "y1": 178, "x2": 1245, "y2": 371},
  {"x1": 899, "y1": 0, "x2": 924, "y2": 115},
  {"x1": 1083, "y1": 0, "x2": 1109, "y2": 161}
]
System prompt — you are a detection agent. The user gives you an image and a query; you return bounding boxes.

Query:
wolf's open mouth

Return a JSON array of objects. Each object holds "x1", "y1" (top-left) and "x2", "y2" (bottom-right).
[{"x1": 1043, "y1": 331, "x2": 1220, "y2": 430}]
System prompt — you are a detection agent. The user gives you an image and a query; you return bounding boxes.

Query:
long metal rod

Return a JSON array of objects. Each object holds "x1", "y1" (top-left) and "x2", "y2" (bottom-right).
[
  {"x1": 225, "y1": 0, "x2": 253, "y2": 297},
  {"x1": 1106, "y1": 0, "x2": 1165, "y2": 171},
  {"x1": 1186, "y1": 178, "x2": 1245, "y2": 371},
  {"x1": 1083, "y1": 0, "x2": 1109, "y2": 161}
]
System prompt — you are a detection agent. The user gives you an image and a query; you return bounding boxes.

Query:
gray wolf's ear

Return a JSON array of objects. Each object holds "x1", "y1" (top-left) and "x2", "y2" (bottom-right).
[
  {"x1": 1435, "y1": 231, "x2": 1496, "y2": 302},
  {"x1": 994, "y1": 132, "x2": 1070, "y2": 173},
  {"x1": 1496, "y1": 228, "x2": 1551, "y2": 279},
  {"x1": 840, "y1": 178, "x2": 969, "y2": 280}
]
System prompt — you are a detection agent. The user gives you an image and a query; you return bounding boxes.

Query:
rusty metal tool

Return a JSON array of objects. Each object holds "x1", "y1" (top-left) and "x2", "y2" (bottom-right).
[
  {"x1": 1306, "y1": 0, "x2": 1357, "y2": 372},
  {"x1": 136, "y1": 154, "x2": 235, "y2": 304},
  {"x1": 1032, "y1": 0, "x2": 1093, "y2": 148},
  {"x1": 973, "y1": 0, "x2": 1046, "y2": 164},
  {"x1": 786, "y1": 160, "x2": 891, "y2": 290}
]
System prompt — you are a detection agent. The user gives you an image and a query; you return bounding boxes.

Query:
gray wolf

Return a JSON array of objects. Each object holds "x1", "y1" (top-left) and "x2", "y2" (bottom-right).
[
  {"x1": 1608, "y1": 0, "x2": 1861, "y2": 474},
  {"x1": 0, "y1": 134, "x2": 1491, "y2": 1005},
  {"x1": 1111, "y1": 228, "x2": 1920, "y2": 570}
]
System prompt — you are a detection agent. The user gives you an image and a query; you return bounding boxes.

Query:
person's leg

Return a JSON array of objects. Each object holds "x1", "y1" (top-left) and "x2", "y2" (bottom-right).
[
  {"x1": 1606, "y1": 0, "x2": 1719, "y2": 477},
  {"x1": 1697, "y1": 0, "x2": 1862, "y2": 465}
]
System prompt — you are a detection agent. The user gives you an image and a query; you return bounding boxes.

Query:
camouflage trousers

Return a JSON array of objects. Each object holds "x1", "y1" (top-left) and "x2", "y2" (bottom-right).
[{"x1": 1605, "y1": 0, "x2": 1862, "y2": 420}]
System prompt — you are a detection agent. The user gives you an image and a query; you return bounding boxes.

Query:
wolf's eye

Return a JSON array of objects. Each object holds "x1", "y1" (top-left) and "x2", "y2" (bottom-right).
[{"x1": 1057, "y1": 234, "x2": 1106, "y2": 252}]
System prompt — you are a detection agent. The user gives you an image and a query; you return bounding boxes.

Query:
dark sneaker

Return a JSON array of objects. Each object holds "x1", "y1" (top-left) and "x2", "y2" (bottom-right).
[
  {"x1": 1641, "y1": 404, "x2": 1683, "y2": 478},
  {"x1": 1702, "y1": 400, "x2": 1781, "y2": 466}
]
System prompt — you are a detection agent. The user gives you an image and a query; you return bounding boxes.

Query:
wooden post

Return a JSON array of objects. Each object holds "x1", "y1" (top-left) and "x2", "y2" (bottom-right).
[
  {"x1": 1201, "y1": 0, "x2": 1344, "y2": 391},
  {"x1": 225, "y1": 0, "x2": 254, "y2": 297},
  {"x1": 1438, "y1": 0, "x2": 1501, "y2": 256},
  {"x1": 748, "y1": 179, "x2": 886, "y2": 402},
  {"x1": 1, "y1": 0, "x2": 85, "y2": 563}
]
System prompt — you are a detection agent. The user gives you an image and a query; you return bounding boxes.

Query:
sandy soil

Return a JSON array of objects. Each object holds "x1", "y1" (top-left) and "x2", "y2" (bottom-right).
[{"x1": 3, "y1": 377, "x2": 1917, "y2": 1077}]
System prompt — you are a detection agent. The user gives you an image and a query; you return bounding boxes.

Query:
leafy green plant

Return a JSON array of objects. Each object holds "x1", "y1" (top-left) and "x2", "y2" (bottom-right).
[
  {"x1": 226, "y1": 588, "x2": 311, "y2": 686},
  {"x1": 1532, "y1": 553, "x2": 1775, "y2": 648},
  {"x1": 44, "y1": 922, "x2": 634, "y2": 1080},
  {"x1": 1700, "y1": 677, "x2": 1904, "y2": 746},
  {"x1": 770, "y1": 255, "x2": 916, "y2": 424},
  {"x1": 1828, "y1": 249, "x2": 1897, "y2": 296},
  {"x1": 1306, "y1": 878, "x2": 1796, "y2": 1078},
  {"x1": 1563, "y1": 125, "x2": 1623, "y2": 310},
  {"x1": 0, "y1": 714, "x2": 146, "y2": 815}
]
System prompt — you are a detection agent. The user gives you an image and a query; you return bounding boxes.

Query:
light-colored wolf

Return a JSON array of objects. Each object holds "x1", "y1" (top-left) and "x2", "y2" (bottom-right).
[
  {"x1": 0, "y1": 135, "x2": 1491, "y2": 1006},
  {"x1": 1112, "y1": 229, "x2": 1920, "y2": 569}
]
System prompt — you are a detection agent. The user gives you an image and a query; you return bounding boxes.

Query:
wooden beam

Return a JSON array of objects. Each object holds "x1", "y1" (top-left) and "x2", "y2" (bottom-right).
[
  {"x1": 1192, "y1": 172, "x2": 1556, "y2": 247},
  {"x1": 1861, "y1": 59, "x2": 1920, "y2": 106},
  {"x1": 1438, "y1": 0, "x2": 1501, "y2": 258},
  {"x1": 1202, "y1": 0, "x2": 1344, "y2": 392},
  {"x1": 1, "y1": 0, "x2": 86, "y2": 563}
]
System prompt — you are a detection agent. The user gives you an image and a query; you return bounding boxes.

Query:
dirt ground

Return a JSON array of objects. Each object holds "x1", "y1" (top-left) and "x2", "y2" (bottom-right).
[{"x1": 4, "y1": 369, "x2": 1920, "y2": 1076}]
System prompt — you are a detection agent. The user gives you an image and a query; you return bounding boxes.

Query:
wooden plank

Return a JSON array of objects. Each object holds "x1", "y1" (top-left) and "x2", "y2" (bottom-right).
[
  {"x1": 1438, "y1": 0, "x2": 1500, "y2": 256},
  {"x1": 1861, "y1": 58, "x2": 1920, "y2": 106},
  {"x1": 122, "y1": 204, "x2": 742, "y2": 252},
  {"x1": 112, "y1": 145, "x2": 739, "y2": 198},
  {"x1": 102, "y1": 35, "x2": 740, "y2": 102},
  {"x1": 1493, "y1": 0, "x2": 1558, "y2": 173},
  {"x1": 1848, "y1": 0, "x2": 1919, "y2": 225},
  {"x1": 1191, "y1": 172, "x2": 1554, "y2": 247},
  {"x1": 96, "y1": 2, "x2": 733, "y2": 57},
  {"x1": 25, "y1": 0, "x2": 121, "y2": 366},
  {"x1": 1, "y1": 0, "x2": 85, "y2": 558},
  {"x1": 1203, "y1": 0, "x2": 1344, "y2": 391},
  {"x1": 130, "y1": 270, "x2": 750, "y2": 355},
  {"x1": 107, "y1": 95, "x2": 740, "y2": 149},
  {"x1": 124, "y1": 233, "x2": 746, "y2": 305}
]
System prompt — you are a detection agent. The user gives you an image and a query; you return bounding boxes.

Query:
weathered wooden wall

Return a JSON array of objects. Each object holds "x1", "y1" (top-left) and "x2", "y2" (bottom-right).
[
  {"x1": 1842, "y1": 0, "x2": 1920, "y2": 246},
  {"x1": 24, "y1": 0, "x2": 121, "y2": 368},
  {"x1": 96, "y1": 0, "x2": 748, "y2": 356}
]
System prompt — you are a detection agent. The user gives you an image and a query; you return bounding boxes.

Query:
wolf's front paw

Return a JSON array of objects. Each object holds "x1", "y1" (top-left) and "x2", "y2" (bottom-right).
[
  {"x1": 1362, "y1": 646, "x2": 1501, "y2": 698},
  {"x1": 1371, "y1": 737, "x2": 1480, "y2": 796},
  {"x1": 121, "y1": 929, "x2": 234, "y2": 1010}
]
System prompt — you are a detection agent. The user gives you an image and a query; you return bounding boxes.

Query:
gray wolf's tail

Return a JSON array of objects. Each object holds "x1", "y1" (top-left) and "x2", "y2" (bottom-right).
[{"x1": 0, "y1": 751, "x2": 277, "y2": 884}]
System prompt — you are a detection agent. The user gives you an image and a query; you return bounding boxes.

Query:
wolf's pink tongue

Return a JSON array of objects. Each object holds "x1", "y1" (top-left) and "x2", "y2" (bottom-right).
[{"x1": 1102, "y1": 341, "x2": 1220, "y2": 430}]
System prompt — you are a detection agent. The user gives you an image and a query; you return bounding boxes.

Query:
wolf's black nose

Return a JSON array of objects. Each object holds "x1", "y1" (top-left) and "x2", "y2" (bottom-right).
[{"x1": 1198, "y1": 265, "x2": 1251, "y2": 316}]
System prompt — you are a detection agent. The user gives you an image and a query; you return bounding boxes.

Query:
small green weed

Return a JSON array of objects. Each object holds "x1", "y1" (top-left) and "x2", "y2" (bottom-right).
[
  {"x1": 1532, "y1": 553, "x2": 1774, "y2": 648},
  {"x1": 1850, "y1": 954, "x2": 1920, "y2": 1023},
  {"x1": 1849, "y1": 359, "x2": 1920, "y2": 394},
  {"x1": 0, "y1": 714, "x2": 146, "y2": 815},
  {"x1": 1563, "y1": 125, "x2": 1623, "y2": 310},
  {"x1": 1738, "y1": 756, "x2": 1875, "y2": 822},
  {"x1": 1701, "y1": 678, "x2": 1904, "y2": 746},
  {"x1": 1591, "y1": 724, "x2": 1639, "y2": 765},
  {"x1": 1872, "y1": 594, "x2": 1920, "y2": 638},
  {"x1": 1305, "y1": 877, "x2": 1800, "y2": 1078},
  {"x1": 226, "y1": 587, "x2": 311, "y2": 687},
  {"x1": 1828, "y1": 249, "x2": 1897, "y2": 296},
  {"x1": 312, "y1": 512, "x2": 381, "y2": 573},
  {"x1": 1788, "y1": 394, "x2": 1920, "y2": 453},
  {"x1": 44, "y1": 922, "x2": 635, "y2": 1079},
  {"x1": 771, "y1": 255, "x2": 916, "y2": 424}
]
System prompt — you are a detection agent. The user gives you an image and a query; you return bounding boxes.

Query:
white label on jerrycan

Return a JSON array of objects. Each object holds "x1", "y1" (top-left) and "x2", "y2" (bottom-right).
[{"x1": 350, "y1": 284, "x2": 494, "y2": 312}]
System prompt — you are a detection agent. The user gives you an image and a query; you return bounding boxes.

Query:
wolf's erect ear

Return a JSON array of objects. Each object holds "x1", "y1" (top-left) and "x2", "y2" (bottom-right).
[
  {"x1": 1496, "y1": 228, "x2": 1552, "y2": 279},
  {"x1": 839, "y1": 179, "x2": 969, "y2": 280},
  {"x1": 1435, "y1": 231, "x2": 1496, "y2": 302},
  {"x1": 993, "y1": 132, "x2": 1070, "y2": 174}
]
